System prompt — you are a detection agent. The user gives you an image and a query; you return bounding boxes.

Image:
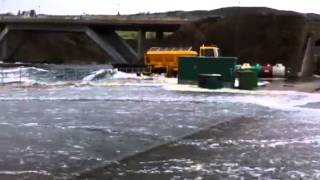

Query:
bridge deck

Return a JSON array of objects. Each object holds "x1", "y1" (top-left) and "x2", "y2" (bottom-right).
[{"x1": 0, "y1": 16, "x2": 192, "y2": 31}]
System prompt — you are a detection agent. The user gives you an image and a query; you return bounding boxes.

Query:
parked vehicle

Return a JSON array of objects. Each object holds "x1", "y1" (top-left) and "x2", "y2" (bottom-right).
[{"x1": 145, "y1": 45, "x2": 219, "y2": 76}]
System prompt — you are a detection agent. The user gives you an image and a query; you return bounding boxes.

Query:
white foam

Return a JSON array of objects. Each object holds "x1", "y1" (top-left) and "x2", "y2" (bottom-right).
[
  {"x1": 82, "y1": 69, "x2": 142, "y2": 82},
  {"x1": 0, "y1": 170, "x2": 51, "y2": 176},
  {"x1": 22, "y1": 123, "x2": 39, "y2": 127},
  {"x1": 88, "y1": 82, "x2": 163, "y2": 87},
  {"x1": 163, "y1": 83, "x2": 320, "y2": 112},
  {"x1": 0, "y1": 91, "x2": 317, "y2": 114},
  {"x1": 69, "y1": 156, "x2": 82, "y2": 160},
  {"x1": 287, "y1": 171, "x2": 307, "y2": 178},
  {"x1": 112, "y1": 70, "x2": 140, "y2": 79},
  {"x1": 56, "y1": 150, "x2": 69, "y2": 156},
  {"x1": 73, "y1": 145, "x2": 84, "y2": 149},
  {"x1": 82, "y1": 69, "x2": 112, "y2": 81}
]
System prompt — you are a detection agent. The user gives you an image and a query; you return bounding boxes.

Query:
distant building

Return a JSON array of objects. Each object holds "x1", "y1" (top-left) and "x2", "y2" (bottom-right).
[{"x1": 19, "y1": 9, "x2": 37, "y2": 17}]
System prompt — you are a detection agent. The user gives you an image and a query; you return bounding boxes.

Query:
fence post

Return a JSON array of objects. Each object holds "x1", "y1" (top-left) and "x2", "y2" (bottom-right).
[{"x1": 19, "y1": 67, "x2": 22, "y2": 85}]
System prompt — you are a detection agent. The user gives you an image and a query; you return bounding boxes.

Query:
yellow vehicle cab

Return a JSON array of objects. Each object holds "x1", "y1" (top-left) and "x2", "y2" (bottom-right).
[{"x1": 199, "y1": 44, "x2": 219, "y2": 57}]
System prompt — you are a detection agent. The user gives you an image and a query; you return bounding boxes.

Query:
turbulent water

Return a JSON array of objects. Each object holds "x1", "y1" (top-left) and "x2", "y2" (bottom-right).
[{"x1": 0, "y1": 65, "x2": 319, "y2": 179}]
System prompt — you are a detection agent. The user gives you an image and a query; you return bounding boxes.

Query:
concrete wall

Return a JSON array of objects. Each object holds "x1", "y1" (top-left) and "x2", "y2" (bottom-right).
[{"x1": 163, "y1": 14, "x2": 308, "y2": 74}]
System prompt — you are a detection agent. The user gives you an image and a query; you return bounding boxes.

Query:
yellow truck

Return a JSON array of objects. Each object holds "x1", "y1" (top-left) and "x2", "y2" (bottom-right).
[{"x1": 145, "y1": 45, "x2": 219, "y2": 76}]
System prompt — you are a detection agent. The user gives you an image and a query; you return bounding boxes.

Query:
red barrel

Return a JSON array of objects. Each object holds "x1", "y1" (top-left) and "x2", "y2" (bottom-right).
[{"x1": 261, "y1": 64, "x2": 273, "y2": 77}]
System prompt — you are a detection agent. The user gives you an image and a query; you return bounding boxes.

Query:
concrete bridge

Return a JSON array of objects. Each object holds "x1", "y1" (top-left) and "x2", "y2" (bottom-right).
[{"x1": 0, "y1": 16, "x2": 191, "y2": 64}]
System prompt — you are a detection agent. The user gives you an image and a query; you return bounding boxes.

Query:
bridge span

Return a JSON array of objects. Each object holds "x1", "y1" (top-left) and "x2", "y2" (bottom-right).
[{"x1": 0, "y1": 16, "x2": 192, "y2": 64}]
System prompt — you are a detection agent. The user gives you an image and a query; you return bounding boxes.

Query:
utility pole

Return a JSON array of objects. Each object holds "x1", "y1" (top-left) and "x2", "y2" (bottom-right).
[{"x1": 117, "y1": 3, "x2": 120, "y2": 15}]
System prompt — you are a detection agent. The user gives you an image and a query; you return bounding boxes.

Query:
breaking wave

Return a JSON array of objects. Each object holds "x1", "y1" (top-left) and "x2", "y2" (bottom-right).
[
  {"x1": 0, "y1": 65, "x2": 150, "y2": 86},
  {"x1": 0, "y1": 67, "x2": 48, "y2": 84},
  {"x1": 0, "y1": 64, "x2": 319, "y2": 114}
]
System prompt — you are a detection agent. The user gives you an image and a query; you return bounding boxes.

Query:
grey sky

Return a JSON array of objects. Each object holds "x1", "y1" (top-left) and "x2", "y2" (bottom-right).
[{"x1": 0, "y1": 0, "x2": 319, "y2": 15}]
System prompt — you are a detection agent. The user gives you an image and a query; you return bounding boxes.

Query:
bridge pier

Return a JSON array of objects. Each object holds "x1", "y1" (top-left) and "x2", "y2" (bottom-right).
[
  {"x1": 315, "y1": 40, "x2": 320, "y2": 74},
  {"x1": 7, "y1": 32, "x2": 28, "y2": 61},
  {"x1": 0, "y1": 26, "x2": 9, "y2": 61},
  {"x1": 1, "y1": 39, "x2": 7, "y2": 61},
  {"x1": 101, "y1": 31, "x2": 138, "y2": 64},
  {"x1": 137, "y1": 30, "x2": 146, "y2": 63},
  {"x1": 85, "y1": 28, "x2": 128, "y2": 64},
  {"x1": 156, "y1": 31, "x2": 164, "y2": 40},
  {"x1": 299, "y1": 35, "x2": 320, "y2": 77}
]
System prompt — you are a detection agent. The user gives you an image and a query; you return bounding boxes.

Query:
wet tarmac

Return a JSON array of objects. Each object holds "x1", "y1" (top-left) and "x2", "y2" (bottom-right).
[
  {"x1": 0, "y1": 85, "x2": 278, "y2": 179},
  {"x1": 80, "y1": 112, "x2": 320, "y2": 179}
]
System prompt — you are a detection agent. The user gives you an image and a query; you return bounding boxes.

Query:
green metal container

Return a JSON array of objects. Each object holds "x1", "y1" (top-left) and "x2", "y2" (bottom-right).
[
  {"x1": 238, "y1": 71, "x2": 258, "y2": 90},
  {"x1": 178, "y1": 57, "x2": 199, "y2": 84},
  {"x1": 178, "y1": 56, "x2": 238, "y2": 85},
  {"x1": 197, "y1": 57, "x2": 237, "y2": 83},
  {"x1": 198, "y1": 74, "x2": 223, "y2": 89},
  {"x1": 252, "y1": 64, "x2": 262, "y2": 76},
  {"x1": 239, "y1": 64, "x2": 261, "y2": 76}
]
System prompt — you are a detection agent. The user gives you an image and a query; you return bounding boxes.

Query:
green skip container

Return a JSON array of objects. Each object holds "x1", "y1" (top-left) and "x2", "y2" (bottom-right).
[
  {"x1": 238, "y1": 71, "x2": 258, "y2": 90},
  {"x1": 178, "y1": 56, "x2": 237, "y2": 85},
  {"x1": 198, "y1": 74, "x2": 223, "y2": 89}
]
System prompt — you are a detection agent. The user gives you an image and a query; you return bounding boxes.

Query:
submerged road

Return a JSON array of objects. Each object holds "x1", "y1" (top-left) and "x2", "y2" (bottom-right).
[
  {"x1": 81, "y1": 112, "x2": 320, "y2": 179},
  {"x1": 78, "y1": 86, "x2": 320, "y2": 179}
]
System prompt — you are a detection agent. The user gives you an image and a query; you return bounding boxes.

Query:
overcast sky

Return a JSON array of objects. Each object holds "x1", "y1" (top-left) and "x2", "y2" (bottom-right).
[{"x1": 0, "y1": 0, "x2": 319, "y2": 15}]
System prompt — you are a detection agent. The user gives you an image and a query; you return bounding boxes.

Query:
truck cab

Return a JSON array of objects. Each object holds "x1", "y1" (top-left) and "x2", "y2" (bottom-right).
[{"x1": 199, "y1": 45, "x2": 219, "y2": 57}]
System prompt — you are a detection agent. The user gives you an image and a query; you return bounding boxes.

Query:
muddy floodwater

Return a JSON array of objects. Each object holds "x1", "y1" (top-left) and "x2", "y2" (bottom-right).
[{"x1": 0, "y1": 65, "x2": 319, "y2": 179}]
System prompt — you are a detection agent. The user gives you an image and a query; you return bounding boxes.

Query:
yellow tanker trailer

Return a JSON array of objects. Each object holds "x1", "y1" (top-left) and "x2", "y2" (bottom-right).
[
  {"x1": 144, "y1": 47, "x2": 197, "y2": 76},
  {"x1": 144, "y1": 45, "x2": 219, "y2": 76}
]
